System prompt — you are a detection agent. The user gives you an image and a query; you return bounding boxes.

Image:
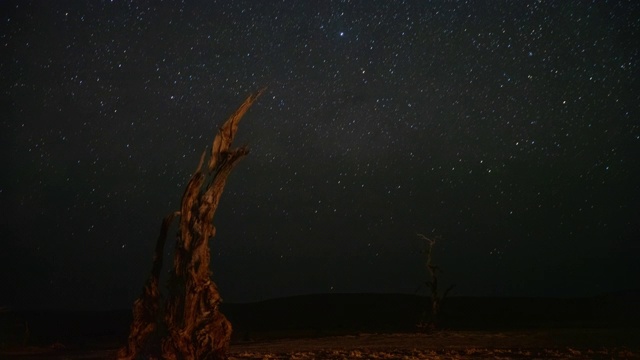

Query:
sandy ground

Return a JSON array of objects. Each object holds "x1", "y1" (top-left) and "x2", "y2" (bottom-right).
[
  {"x1": 228, "y1": 330, "x2": 640, "y2": 359},
  {"x1": 2, "y1": 329, "x2": 639, "y2": 359}
]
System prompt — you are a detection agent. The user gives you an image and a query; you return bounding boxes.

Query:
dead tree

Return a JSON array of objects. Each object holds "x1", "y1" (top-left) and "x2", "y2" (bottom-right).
[
  {"x1": 118, "y1": 89, "x2": 265, "y2": 360},
  {"x1": 417, "y1": 233, "x2": 455, "y2": 330}
]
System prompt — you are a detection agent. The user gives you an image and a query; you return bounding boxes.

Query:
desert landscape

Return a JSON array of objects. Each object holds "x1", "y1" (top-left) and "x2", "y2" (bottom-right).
[
  {"x1": 2, "y1": 293, "x2": 639, "y2": 359},
  {"x1": 3, "y1": 0, "x2": 639, "y2": 359}
]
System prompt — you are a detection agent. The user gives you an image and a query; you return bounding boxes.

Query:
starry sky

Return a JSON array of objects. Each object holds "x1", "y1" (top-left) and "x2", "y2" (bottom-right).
[{"x1": 1, "y1": 0, "x2": 639, "y2": 310}]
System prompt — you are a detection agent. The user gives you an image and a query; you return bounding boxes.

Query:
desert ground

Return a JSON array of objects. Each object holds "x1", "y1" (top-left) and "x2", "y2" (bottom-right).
[
  {"x1": 2, "y1": 329, "x2": 639, "y2": 359},
  {"x1": 227, "y1": 329, "x2": 640, "y2": 359},
  {"x1": 2, "y1": 293, "x2": 639, "y2": 359}
]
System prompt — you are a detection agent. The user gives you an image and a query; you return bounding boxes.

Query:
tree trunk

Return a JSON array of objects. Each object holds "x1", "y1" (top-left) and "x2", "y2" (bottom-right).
[
  {"x1": 118, "y1": 89, "x2": 264, "y2": 360},
  {"x1": 417, "y1": 233, "x2": 455, "y2": 331}
]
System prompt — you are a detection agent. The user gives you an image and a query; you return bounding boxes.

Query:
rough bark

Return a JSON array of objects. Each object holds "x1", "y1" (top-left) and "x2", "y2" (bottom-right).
[{"x1": 118, "y1": 89, "x2": 264, "y2": 360}]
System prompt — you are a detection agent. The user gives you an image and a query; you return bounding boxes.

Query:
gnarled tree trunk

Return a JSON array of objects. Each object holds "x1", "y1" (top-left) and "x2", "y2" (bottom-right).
[{"x1": 118, "y1": 89, "x2": 264, "y2": 360}]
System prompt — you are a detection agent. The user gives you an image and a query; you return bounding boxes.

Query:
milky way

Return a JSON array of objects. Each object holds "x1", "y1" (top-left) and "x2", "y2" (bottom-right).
[{"x1": 1, "y1": 0, "x2": 638, "y2": 310}]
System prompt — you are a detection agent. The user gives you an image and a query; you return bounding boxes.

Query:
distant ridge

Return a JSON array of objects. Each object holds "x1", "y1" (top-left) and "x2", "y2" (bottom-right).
[
  {"x1": 222, "y1": 292, "x2": 640, "y2": 338},
  {"x1": 1, "y1": 293, "x2": 638, "y2": 347},
  {"x1": 600, "y1": 288, "x2": 640, "y2": 298}
]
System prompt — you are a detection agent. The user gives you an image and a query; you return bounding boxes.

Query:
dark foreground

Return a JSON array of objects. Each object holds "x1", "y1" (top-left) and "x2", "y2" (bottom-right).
[
  {"x1": 2, "y1": 329, "x2": 639, "y2": 359},
  {"x1": 2, "y1": 293, "x2": 639, "y2": 359}
]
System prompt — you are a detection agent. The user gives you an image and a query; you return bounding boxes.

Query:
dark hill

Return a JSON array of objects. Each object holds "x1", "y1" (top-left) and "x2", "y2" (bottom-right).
[
  {"x1": 223, "y1": 292, "x2": 640, "y2": 340},
  {"x1": 1, "y1": 293, "x2": 638, "y2": 347}
]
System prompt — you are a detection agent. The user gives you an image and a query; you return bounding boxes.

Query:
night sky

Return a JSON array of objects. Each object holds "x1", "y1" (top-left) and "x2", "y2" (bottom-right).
[{"x1": 1, "y1": 1, "x2": 638, "y2": 311}]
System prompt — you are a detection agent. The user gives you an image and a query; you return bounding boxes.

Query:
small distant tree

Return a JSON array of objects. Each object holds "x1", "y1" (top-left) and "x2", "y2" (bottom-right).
[{"x1": 417, "y1": 233, "x2": 455, "y2": 330}]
